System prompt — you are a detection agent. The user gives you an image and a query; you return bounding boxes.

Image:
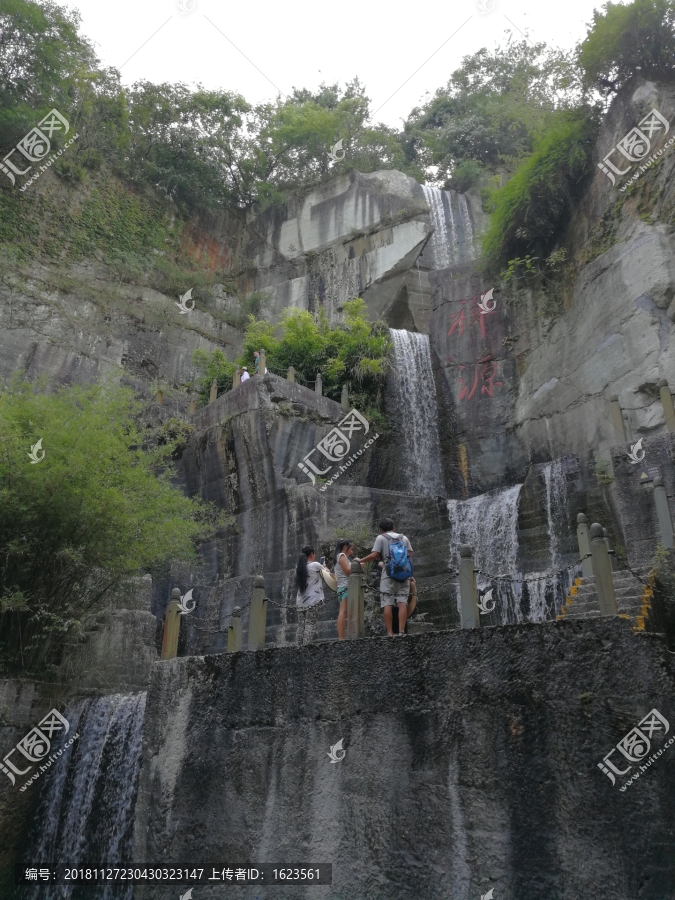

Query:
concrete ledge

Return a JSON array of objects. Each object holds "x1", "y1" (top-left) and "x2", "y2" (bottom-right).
[{"x1": 190, "y1": 372, "x2": 345, "y2": 430}]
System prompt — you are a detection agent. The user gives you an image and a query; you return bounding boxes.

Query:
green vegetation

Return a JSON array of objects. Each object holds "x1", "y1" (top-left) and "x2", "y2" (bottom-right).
[
  {"x1": 401, "y1": 39, "x2": 583, "y2": 190},
  {"x1": 0, "y1": 378, "x2": 227, "y2": 677},
  {"x1": 192, "y1": 299, "x2": 391, "y2": 419},
  {"x1": 482, "y1": 110, "x2": 600, "y2": 274},
  {"x1": 579, "y1": 0, "x2": 675, "y2": 94}
]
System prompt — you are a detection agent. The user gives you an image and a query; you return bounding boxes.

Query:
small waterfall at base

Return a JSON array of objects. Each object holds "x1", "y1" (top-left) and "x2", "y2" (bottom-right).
[
  {"x1": 447, "y1": 460, "x2": 578, "y2": 625},
  {"x1": 515, "y1": 459, "x2": 579, "y2": 623},
  {"x1": 389, "y1": 329, "x2": 444, "y2": 496},
  {"x1": 28, "y1": 692, "x2": 147, "y2": 900},
  {"x1": 447, "y1": 485, "x2": 523, "y2": 623}
]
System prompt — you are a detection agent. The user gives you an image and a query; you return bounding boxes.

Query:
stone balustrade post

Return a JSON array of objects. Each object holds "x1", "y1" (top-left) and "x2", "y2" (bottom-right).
[
  {"x1": 609, "y1": 394, "x2": 627, "y2": 442},
  {"x1": 248, "y1": 576, "x2": 268, "y2": 650},
  {"x1": 347, "y1": 559, "x2": 364, "y2": 639},
  {"x1": 287, "y1": 366, "x2": 295, "y2": 382},
  {"x1": 187, "y1": 398, "x2": 196, "y2": 415},
  {"x1": 315, "y1": 373, "x2": 323, "y2": 396},
  {"x1": 227, "y1": 606, "x2": 242, "y2": 653},
  {"x1": 653, "y1": 476, "x2": 674, "y2": 549},
  {"x1": 210, "y1": 378, "x2": 218, "y2": 402},
  {"x1": 161, "y1": 588, "x2": 182, "y2": 660},
  {"x1": 659, "y1": 379, "x2": 675, "y2": 433},
  {"x1": 232, "y1": 368, "x2": 241, "y2": 389},
  {"x1": 602, "y1": 527, "x2": 617, "y2": 571},
  {"x1": 576, "y1": 513, "x2": 593, "y2": 577},
  {"x1": 341, "y1": 384, "x2": 349, "y2": 408},
  {"x1": 590, "y1": 523, "x2": 617, "y2": 615},
  {"x1": 458, "y1": 545, "x2": 480, "y2": 629},
  {"x1": 155, "y1": 389, "x2": 163, "y2": 405},
  {"x1": 258, "y1": 350, "x2": 266, "y2": 377}
]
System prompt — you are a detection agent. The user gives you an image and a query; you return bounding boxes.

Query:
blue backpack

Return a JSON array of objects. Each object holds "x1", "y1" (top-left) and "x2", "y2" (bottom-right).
[{"x1": 384, "y1": 533, "x2": 413, "y2": 581}]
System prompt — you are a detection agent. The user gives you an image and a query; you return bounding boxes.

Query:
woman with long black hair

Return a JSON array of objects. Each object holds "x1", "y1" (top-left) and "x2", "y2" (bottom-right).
[{"x1": 296, "y1": 545, "x2": 330, "y2": 644}]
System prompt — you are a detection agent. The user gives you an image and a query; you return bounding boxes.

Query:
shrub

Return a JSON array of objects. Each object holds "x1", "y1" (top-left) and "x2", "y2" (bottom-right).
[
  {"x1": 482, "y1": 109, "x2": 599, "y2": 273},
  {"x1": 0, "y1": 378, "x2": 227, "y2": 676}
]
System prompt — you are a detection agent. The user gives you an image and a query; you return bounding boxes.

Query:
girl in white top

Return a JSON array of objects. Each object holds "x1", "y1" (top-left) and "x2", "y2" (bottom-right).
[{"x1": 296, "y1": 545, "x2": 330, "y2": 644}]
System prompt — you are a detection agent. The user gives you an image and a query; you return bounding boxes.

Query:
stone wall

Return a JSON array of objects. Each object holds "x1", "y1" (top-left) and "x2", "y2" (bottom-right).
[{"x1": 132, "y1": 619, "x2": 675, "y2": 900}]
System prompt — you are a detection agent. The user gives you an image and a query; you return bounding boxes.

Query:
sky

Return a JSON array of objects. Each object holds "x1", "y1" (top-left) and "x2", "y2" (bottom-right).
[{"x1": 66, "y1": 0, "x2": 603, "y2": 126}]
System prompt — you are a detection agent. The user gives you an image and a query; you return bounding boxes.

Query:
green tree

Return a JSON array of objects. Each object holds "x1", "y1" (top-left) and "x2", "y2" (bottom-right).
[
  {"x1": 403, "y1": 38, "x2": 582, "y2": 187},
  {"x1": 0, "y1": 378, "x2": 226, "y2": 676},
  {"x1": 579, "y1": 0, "x2": 675, "y2": 95},
  {"x1": 0, "y1": 0, "x2": 98, "y2": 151}
]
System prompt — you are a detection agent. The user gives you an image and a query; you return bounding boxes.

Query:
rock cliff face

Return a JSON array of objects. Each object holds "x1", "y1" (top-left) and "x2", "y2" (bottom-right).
[{"x1": 132, "y1": 619, "x2": 675, "y2": 900}]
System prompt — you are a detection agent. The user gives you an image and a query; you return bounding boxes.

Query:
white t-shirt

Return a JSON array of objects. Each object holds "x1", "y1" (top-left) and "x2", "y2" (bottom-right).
[
  {"x1": 297, "y1": 560, "x2": 325, "y2": 608},
  {"x1": 240, "y1": 371, "x2": 251, "y2": 382}
]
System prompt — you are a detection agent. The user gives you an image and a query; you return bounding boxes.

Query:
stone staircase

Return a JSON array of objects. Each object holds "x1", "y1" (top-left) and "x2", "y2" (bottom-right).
[{"x1": 557, "y1": 570, "x2": 654, "y2": 630}]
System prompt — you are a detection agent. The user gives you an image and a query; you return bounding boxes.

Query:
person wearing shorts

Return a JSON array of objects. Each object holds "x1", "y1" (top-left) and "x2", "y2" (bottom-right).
[
  {"x1": 356, "y1": 518, "x2": 413, "y2": 636},
  {"x1": 334, "y1": 539, "x2": 355, "y2": 640}
]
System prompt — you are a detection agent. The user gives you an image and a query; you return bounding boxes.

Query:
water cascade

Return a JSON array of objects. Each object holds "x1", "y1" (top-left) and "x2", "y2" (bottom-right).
[
  {"x1": 29, "y1": 692, "x2": 147, "y2": 900},
  {"x1": 514, "y1": 459, "x2": 578, "y2": 622},
  {"x1": 447, "y1": 485, "x2": 523, "y2": 623},
  {"x1": 389, "y1": 329, "x2": 444, "y2": 496},
  {"x1": 421, "y1": 185, "x2": 476, "y2": 270},
  {"x1": 447, "y1": 460, "x2": 578, "y2": 624}
]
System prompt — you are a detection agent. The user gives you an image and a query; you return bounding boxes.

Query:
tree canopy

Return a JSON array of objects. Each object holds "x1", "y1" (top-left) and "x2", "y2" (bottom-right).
[
  {"x1": 579, "y1": 0, "x2": 675, "y2": 95},
  {"x1": 0, "y1": 379, "x2": 226, "y2": 676}
]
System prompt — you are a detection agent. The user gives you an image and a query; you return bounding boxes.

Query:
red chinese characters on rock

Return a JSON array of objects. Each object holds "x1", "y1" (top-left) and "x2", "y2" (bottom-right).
[
  {"x1": 457, "y1": 361, "x2": 504, "y2": 402},
  {"x1": 447, "y1": 292, "x2": 497, "y2": 341}
]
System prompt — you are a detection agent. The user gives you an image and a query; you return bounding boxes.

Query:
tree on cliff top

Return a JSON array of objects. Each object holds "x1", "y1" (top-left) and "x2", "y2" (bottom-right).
[
  {"x1": 579, "y1": 0, "x2": 675, "y2": 95},
  {"x1": 402, "y1": 38, "x2": 583, "y2": 190},
  {"x1": 0, "y1": 379, "x2": 227, "y2": 677},
  {"x1": 0, "y1": 0, "x2": 97, "y2": 149}
]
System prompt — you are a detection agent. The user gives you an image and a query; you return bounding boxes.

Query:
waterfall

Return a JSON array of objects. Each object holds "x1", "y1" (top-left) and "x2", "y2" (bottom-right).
[
  {"x1": 421, "y1": 185, "x2": 476, "y2": 269},
  {"x1": 389, "y1": 329, "x2": 444, "y2": 496},
  {"x1": 447, "y1": 485, "x2": 523, "y2": 623},
  {"x1": 29, "y1": 693, "x2": 147, "y2": 900},
  {"x1": 446, "y1": 460, "x2": 577, "y2": 624},
  {"x1": 422, "y1": 184, "x2": 451, "y2": 269},
  {"x1": 517, "y1": 459, "x2": 577, "y2": 622}
]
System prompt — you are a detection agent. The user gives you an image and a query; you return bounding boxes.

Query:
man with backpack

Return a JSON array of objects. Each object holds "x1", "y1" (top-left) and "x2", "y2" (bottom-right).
[{"x1": 356, "y1": 518, "x2": 414, "y2": 637}]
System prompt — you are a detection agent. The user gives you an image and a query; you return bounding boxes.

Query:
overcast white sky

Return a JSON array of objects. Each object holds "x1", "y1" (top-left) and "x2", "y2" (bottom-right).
[{"x1": 66, "y1": 0, "x2": 603, "y2": 127}]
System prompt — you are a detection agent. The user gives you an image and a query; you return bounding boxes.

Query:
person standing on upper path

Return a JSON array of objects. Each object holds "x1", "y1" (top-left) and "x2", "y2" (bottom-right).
[
  {"x1": 240, "y1": 366, "x2": 250, "y2": 382},
  {"x1": 253, "y1": 350, "x2": 260, "y2": 375},
  {"x1": 334, "y1": 539, "x2": 355, "y2": 640},
  {"x1": 296, "y1": 544, "x2": 330, "y2": 645},
  {"x1": 355, "y1": 518, "x2": 414, "y2": 636}
]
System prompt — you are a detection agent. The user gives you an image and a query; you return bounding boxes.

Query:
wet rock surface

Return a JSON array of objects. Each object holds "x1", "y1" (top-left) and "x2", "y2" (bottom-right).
[{"x1": 133, "y1": 619, "x2": 675, "y2": 900}]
